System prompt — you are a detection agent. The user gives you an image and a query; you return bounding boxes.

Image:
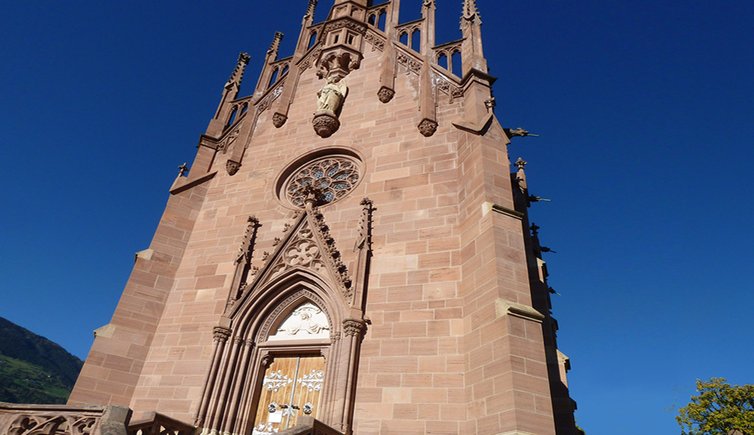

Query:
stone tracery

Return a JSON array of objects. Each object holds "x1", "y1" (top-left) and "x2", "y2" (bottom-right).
[
  {"x1": 7, "y1": 414, "x2": 97, "y2": 435},
  {"x1": 284, "y1": 156, "x2": 360, "y2": 208}
]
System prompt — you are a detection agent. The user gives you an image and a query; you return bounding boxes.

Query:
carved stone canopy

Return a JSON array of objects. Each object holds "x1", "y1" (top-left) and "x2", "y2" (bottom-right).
[
  {"x1": 316, "y1": 49, "x2": 361, "y2": 81},
  {"x1": 315, "y1": 16, "x2": 367, "y2": 81}
]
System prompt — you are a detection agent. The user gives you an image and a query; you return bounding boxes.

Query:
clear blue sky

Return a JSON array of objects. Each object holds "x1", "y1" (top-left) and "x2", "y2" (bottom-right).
[{"x1": 1, "y1": 1, "x2": 752, "y2": 433}]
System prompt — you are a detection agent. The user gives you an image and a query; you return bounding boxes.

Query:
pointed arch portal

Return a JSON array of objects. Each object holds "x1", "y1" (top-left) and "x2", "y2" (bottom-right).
[{"x1": 195, "y1": 200, "x2": 374, "y2": 435}]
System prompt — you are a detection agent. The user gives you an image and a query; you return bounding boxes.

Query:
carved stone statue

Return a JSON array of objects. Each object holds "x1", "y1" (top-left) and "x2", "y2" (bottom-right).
[
  {"x1": 316, "y1": 76, "x2": 348, "y2": 115},
  {"x1": 313, "y1": 77, "x2": 348, "y2": 138}
]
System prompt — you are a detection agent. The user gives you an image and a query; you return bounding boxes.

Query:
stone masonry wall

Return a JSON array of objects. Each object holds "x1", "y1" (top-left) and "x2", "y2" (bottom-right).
[{"x1": 71, "y1": 34, "x2": 560, "y2": 435}]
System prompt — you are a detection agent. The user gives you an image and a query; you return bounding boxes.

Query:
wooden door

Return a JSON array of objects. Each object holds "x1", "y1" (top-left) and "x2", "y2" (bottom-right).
[{"x1": 251, "y1": 356, "x2": 326, "y2": 434}]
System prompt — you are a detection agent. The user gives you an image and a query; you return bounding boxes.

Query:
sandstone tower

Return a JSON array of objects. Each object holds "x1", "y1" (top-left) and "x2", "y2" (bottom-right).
[{"x1": 66, "y1": 0, "x2": 578, "y2": 433}]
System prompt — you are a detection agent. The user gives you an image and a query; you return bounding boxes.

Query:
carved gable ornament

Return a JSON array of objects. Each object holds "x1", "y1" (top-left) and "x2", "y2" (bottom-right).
[{"x1": 238, "y1": 205, "x2": 353, "y2": 306}]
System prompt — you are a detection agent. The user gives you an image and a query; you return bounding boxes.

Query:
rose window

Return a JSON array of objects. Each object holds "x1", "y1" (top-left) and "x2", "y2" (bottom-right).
[{"x1": 284, "y1": 156, "x2": 360, "y2": 208}]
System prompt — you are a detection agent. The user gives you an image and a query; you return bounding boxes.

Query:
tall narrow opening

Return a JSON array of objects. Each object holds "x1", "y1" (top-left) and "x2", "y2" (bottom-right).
[
  {"x1": 308, "y1": 31, "x2": 318, "y2": 48},
  {"x1": 377, "y1": 11, "x2": 386, "y2": 31},
  {"x1": 411, "y1": 29, "x2": 421, "y2": 52},
  {"x1": 226, "y1": 106, "x2": 238, "y2": 128},
  {"x1": 437, "y1": 52, "x2": 448, "y2": 70},
  {"x1": 268, "y1": 67, "x2": 280, "y2": 88},
  {"x1": 451, "y1": 50, "x2": 462, "y2": 77}
]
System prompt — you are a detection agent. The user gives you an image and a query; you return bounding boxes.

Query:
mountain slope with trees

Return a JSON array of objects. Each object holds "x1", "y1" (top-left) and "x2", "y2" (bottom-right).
[{"x1": 0, "y1": 317, "x2": 83, "y2": 404}]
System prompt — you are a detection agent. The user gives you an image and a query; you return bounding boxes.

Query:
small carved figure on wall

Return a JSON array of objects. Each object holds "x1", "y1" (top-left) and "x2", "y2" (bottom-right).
[
  {"x1": 313, "y1": 77, "x2": 348, "y2": 138},
  {"x1": 316, "y1": 76, "x2": 348, "y2": 115}
]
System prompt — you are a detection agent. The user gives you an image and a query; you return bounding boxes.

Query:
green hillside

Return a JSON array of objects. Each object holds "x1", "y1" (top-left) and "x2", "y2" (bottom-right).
[{"x1": 0, "y1": 317, "x2": 83, "y2": 404}]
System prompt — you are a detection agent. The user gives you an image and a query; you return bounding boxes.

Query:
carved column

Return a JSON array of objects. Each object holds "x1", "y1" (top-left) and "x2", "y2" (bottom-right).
[
  {"x1": 221, "y1": 339, "x2": 256, "y2": 434},
  {"x1": 215, "y1": 336, "x2": 246, "y2": 431},
  {"x1": 417, "y1": 0, "x2": 438, "y2": 137},
  {"x1": 196, "y1": 326, "x2": 231, "y2": 427},
  {"x1": 351, "y1": 198, "x2": 373, "y2": 312},
  {"x1": 377, "y1": 0, "x2": 399, "y2": 103},
  {"x1": 206, "y1": 335, "x2": 244, "y2": 432},
  {"x1": 339, "y1": 319, "x2": 366, "y2": 434},
  {"x1": 321, "y1": 331, "x2": 341, "y2": 423},
  {"x1": 417, "y1": 63, "x2": 438, "y2": 137}
]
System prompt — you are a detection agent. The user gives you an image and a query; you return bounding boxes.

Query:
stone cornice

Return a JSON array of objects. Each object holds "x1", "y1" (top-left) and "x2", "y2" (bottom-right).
[
  {"x1": 495, "y1": 299, "x2": 545, "y2": 323},
  {"x1": 169, "y1": 171, "x2": 217, "y2": 195},
  {"x1": 481, "y1": 201, "x2": 525, "y2": 220},
  {"x1": 452, "y1": 112, "x2": 494, "y2": 135}
]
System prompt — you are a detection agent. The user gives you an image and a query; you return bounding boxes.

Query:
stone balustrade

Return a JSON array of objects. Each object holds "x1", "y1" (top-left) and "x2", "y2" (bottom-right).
[{"x1": 0, "y1": 403, "x2": 131, "y2": 435}]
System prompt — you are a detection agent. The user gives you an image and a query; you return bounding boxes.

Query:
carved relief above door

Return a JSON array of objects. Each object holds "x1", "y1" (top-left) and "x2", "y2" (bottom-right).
[{"x1": 252, "y1": 356, "x2": 326, "y2": 435}]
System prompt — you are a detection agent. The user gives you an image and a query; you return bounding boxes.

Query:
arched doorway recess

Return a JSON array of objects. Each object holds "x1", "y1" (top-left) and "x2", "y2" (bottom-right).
[{"x1": 196, "y1": 198, "x2": 374, "y2": 435}]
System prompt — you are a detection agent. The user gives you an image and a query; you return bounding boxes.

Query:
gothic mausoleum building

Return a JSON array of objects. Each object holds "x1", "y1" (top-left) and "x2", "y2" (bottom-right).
[{"x1": 0, "y1": 0, "x2": 579, "y2": 434}]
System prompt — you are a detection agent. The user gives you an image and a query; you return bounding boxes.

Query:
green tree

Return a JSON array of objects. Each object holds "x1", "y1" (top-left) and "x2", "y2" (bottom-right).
[{"x1": 677, "y1": 377, "x2": 754, "y2": 434}]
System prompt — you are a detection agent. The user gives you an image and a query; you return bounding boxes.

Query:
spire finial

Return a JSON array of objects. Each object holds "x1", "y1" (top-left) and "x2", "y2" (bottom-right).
[
  {"x1": 297, "y1": 1, "x2": 318, "y2": 51},
  {"x1": 462, "y1": 0, "x2": 481, "y2": 22},
  {"x1": 422, "y1": 0, "x2": 436, "y2": 51},
  {"x1": 305, "y1": 0, "x2": 318, "y2": 19},
  {"x1": 514, "y1": 157, "x2": 528, "y2": 191},
  {"x1": 226, "y1": 52, "x2": 250, "y2": 89},
  {"x1": 207, "y1": 52, "x2": 250, "y2": 136},
  {"x1": 459, "y1": 0, "x2": 487, "y2": 76},
  {"x1": 267, "y1": 32, "x2": 284, "y2": 56}
]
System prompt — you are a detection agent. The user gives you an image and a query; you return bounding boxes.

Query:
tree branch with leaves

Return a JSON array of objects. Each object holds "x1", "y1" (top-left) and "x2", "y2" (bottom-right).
[{"x1": 677, "y1": 377, "x2": 754, "y2": 435}]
